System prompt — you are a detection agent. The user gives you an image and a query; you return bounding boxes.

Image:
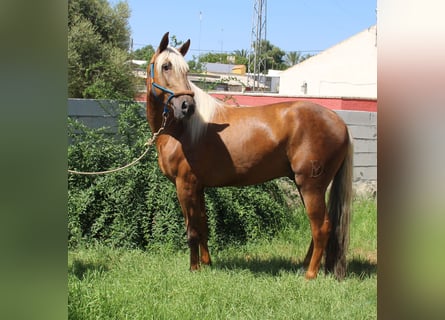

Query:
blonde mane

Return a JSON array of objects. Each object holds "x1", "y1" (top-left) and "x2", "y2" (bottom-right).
[
  {"x1": 156, "y1": 46, "x2": 224, "y2": 144},
  {"x1": 186, "y1": 82, "x2": 223, "y2": 143}
]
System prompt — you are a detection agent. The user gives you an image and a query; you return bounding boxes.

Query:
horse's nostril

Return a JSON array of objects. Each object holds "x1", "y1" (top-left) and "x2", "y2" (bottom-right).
[{"x1": 181, "y1": 100, "x2": 195, "y2": 116}]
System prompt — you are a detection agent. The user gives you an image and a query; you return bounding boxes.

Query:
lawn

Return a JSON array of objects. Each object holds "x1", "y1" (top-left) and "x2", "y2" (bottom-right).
[{"x1": 68, "y1": 197, "x2": 376, "y2": 319}]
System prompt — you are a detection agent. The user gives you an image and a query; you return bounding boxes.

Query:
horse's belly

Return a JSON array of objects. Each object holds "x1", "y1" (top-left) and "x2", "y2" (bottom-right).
[
  {"x1": 200, "y1": 156, "x2": 291, "y2": 187},
  {"x1": 195, "y1": 133, "x2": 291, "y2": 186}
]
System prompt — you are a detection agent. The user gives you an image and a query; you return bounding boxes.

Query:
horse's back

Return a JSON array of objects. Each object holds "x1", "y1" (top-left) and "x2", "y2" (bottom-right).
[
  {"x1": 240, "y1": 100, "x2": 347, "y2": 138},
  {"x1": 242, "y1": 100, "x2": 348, "y2": 151},
  {"x1": 287, "y1": 101, "x2": 348, "y2": 143}
]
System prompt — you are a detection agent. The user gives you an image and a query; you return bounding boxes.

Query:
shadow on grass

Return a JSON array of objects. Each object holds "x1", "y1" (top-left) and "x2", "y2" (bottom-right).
[
  {"x1": 214, "y1": 255, "x2": 377, "y2": 279},
  {"x1": 347, "y1": 257, "x2": 377, "y2": 278},
  {"x1": 69, "y1": 259, "x2": 109, "y2": 280},
  {"x1": 214, "y1": 255, "x2": 303, "y2": 276}
]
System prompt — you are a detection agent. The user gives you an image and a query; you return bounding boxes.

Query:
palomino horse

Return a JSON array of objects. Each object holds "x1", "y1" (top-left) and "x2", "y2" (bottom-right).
[{"x1": 146, "y1": 32, "x2": 353, "y2": 280}]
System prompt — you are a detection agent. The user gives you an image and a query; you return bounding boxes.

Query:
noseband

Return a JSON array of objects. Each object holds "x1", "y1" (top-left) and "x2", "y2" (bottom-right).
[{"x1": 149, "y1": 63, "x2": 195, "y2": 115}]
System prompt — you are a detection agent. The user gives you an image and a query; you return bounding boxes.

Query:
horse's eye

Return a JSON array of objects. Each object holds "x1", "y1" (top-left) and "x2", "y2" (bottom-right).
[{"x1": 162, "y1": 63, "x2": 171, "y2": 71}]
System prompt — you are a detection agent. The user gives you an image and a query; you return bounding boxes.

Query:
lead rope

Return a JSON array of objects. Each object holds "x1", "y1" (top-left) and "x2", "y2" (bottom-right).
[{"x1": 67, "y1": 114, "x2": 168, "y2": 175}]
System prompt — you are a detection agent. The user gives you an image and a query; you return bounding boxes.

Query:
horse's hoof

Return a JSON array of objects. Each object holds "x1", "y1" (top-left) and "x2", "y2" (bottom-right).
[{"x1": 189, "y1": 265, "x2": 200, "y2": 272}]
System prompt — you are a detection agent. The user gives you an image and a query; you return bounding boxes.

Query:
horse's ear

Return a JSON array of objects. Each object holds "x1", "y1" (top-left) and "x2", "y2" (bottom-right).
[
  {"x1": 158, "y1": 32, "x2": 169, "y2": 53},
  {"x1": 179, "y1": 39, "x2": 191, "y2": 56}
]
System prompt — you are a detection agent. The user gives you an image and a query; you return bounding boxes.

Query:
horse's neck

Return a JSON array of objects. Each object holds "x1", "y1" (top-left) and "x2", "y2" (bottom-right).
[{"x1": 146, "y1": 97, "x2": 165, "y2": 133}]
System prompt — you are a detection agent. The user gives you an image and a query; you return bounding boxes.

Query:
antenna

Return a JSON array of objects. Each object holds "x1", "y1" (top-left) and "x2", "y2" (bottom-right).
[{"x1": 248, "y1": 0, "x2": 267, "y2": 91}]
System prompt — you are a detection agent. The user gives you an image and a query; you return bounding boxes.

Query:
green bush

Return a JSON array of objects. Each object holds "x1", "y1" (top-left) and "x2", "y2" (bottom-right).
[{"x1": 68, "y1": 102, "x2": 299, "y2": 250}]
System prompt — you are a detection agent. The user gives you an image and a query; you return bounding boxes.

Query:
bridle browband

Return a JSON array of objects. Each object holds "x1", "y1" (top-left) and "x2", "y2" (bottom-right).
[{"x1": 149, "y1": 62, "x2": 195, "y2": 115}]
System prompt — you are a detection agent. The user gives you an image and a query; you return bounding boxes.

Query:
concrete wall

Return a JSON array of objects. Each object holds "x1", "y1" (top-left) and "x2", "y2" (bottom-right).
[
  {"x1": 336, "y1": 110, "x2": 377, "y2": 182},
  {"x1": 68, "y1": 99, "x2": 122, "y2": 133},
  {"x1": 68, "y1": 99, "x2": 377, "y2": 182}
]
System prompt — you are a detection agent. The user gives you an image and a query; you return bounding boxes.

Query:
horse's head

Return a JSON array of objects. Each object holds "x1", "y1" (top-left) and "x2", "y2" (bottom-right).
[{"x1": 148, "y1": 32, "x2": 196, "y2": 121}]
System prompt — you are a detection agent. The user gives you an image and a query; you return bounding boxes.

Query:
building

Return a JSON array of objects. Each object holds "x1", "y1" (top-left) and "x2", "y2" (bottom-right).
[
  {"x1": 279, "y1": 25, "x2": 377, "y2": 99},
  {"x1": 189, "y1": 62, "x2": 279, "y2": 93}
]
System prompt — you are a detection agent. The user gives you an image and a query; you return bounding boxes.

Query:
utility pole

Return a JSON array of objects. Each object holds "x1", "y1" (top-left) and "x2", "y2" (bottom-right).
[
  {"x1": 248, "y1": 0, "x2": 267, "y2": 91},
  {"x1": 198, "y1": 11, "x2": 202, "y2": 59}
]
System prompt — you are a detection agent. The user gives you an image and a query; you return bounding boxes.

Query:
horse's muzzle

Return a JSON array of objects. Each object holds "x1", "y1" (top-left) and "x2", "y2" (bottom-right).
[{"x1": 171, "y1": 95, "x2": 196, "y2": 120}]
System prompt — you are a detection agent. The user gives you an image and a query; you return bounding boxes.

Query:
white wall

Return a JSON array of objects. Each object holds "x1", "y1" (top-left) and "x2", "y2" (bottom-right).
[{"x1": 279, "y1": 25, "x2": 377, "y2": 99}]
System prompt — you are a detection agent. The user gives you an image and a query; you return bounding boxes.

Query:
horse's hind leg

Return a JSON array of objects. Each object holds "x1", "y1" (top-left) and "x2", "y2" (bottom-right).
[
  {"x1": 295, "y1": 184, "x2": 314, "y2": 269},
  {"x1": 300, "y1": 189, "x2": 331, "y2": 279},
  {"x1": 295, "y1": 186, "x2": 314, "y2": 269}
]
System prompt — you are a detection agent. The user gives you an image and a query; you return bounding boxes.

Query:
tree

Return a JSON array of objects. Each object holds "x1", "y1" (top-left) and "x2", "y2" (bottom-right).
[
  {"x1": 198, "y1": 52, "x2": 229, "y2": 64},
  {"x1": 193, "y1": 50, "x2": 249, "y2": 73},
  {"x1": 232, "y1": 49, "x2": 249, "y2": 66},
  {"x1": 68, "y1": 0, "x2": 135, "y2": 100},
  {"x1": 233, "y1": 49, "x2": 248, "y2": 58},
  {"x1": 169, "y1": 35, "x2": 183, "y2": 47},
  {"x1": 284, "y1": 51, "x2": 313, "y2": 67},
  {"x1": 251, "y1": 40, "x2": 286, "y2": 72},
  {"x1": 132, "y1": 35, "x2": 183, "y2": 66},
  {"x1": 284, "y1": 51, "x2": 303, "y2": 67},
  {"x1": 188, "y1": 57, "x2": 204, "y2": 73},
  {"x1": 132, "y1": 45, "x2": 155, "y2": 62}
]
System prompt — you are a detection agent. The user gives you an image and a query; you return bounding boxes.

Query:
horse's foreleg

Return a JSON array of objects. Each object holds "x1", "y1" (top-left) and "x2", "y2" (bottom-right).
[
  {"x1": 198, "y1": 214, "x2": 211, "y2": 266},
  {"x1": 302, "y1": 240, "x2": 314, "y2": 268},
  {"x1": 176, "y1": 179, "x2": 209, "y2": 270},
  {"x1": 187, "y1": 223, "x2": 200, "y2": 271},
  {"x1": 196, "y1": 191, "x2": 210, "y2": 266},
  {"x1": 302, "y1": 191, "x2": 331, "y2": 279},
  {"x1": 176, "y1": 179, "x2": 200, "y2": 270}
]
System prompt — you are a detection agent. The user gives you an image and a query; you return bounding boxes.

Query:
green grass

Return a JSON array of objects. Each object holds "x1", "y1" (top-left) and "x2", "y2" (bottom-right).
[{"x1": 68, "y1": 197, "x2": 376, "y2": 320}]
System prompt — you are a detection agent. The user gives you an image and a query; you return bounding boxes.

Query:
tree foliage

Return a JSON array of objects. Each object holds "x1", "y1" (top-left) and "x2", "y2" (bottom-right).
[
  {"x1": 256, "y1": 40, "x2": 286, "y2": 71},
  {"x1": 131, "y1": 34, "x2": 182, "y2": 66},
  {"x1": 132, "y1": 45, "x2": 155, "y2": 62},
  {"x1": 194, "y1": 41, "x2": 292, "y2": 73},
  {"x1": 68, "y1": 0, "x2": 135, "y2": 99},
  {"x1": 284, "y1": 51, "x2": 313, "y2": 67}
]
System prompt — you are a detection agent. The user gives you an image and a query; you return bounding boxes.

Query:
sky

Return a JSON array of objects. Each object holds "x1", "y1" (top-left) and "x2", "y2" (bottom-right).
[{"x1": 114, "y1": 0, "x2": 376, "y2": 59}]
